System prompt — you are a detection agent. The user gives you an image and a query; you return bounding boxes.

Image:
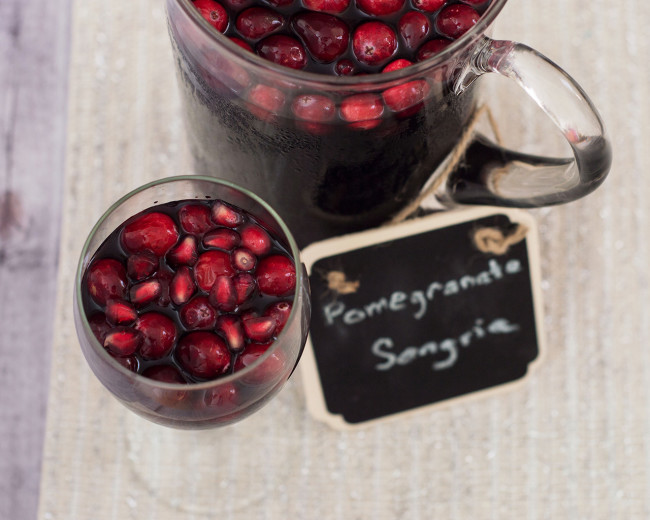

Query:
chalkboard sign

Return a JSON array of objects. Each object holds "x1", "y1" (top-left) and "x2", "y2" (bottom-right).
[{"x1": 299, "y1": 207, "x2": 544, "y2": 429}]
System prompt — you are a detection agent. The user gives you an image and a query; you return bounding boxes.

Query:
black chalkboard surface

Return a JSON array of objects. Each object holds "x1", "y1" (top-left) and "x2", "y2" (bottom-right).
[{"x1": 300, "y1": 207, "x2": 544, "y2": 429}]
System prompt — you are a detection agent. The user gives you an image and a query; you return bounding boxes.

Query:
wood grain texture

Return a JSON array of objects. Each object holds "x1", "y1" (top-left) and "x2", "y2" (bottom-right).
[{"x1": 0, "y1": 0, "x2": 70, "y2": 518}]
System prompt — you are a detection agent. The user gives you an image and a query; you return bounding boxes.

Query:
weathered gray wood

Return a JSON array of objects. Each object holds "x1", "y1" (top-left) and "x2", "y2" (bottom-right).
[{"x1": 0, "y1": 0, "x2": 70, "y2": 518}]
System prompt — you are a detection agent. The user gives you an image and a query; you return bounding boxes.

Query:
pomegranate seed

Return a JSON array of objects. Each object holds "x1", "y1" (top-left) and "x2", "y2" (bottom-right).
[
  {"x1": 216, "y1": 315, "x2": 246, "y2": 351},
  {"x1": 105, "y1": 299, "x2": 138, "y2": 326},
  {"x1": 335, "y1": 59, "x2": 356, "y2": 75},
  {"x1": 382, "y1": 60, "x2": 430, "y2": 116},
  {"x1": 412, "y1": 0, "x2": 445, "y2": 12},
  {"x1": 416, "y1": 38, "x2": 452, "y2": 61},
  {"x1": 302, "y1": 0, "x2": 349, "y2": 13},
  {"x1": 231, "y1": 248, "x2": 257, "y2": 272},
  {"x1": 135, "y1": 312, "x2": 178, "y2": 360},
  {"x1": 246, "y1": 84, "x2": 286, "y2": 121},
  {"x1": 257, "y1": 35, "x2": 307, "y2": 70},
  {"x1": 155, "y1": 269, "x2": 174, "y2": 307},
  {"x1": 86, "y1": 258, "x2": 128, "y2": 306},
  {"x1": 236, "y1": 7, "x2": 284, "y2": 40},
  {"x1": 352, "y1": 22, "x2": 397, "y2": 66},
  {"x1": 129, "y1": 279, "x2": 162, "y2": 306},
  {"x1": 203, "y1": 228, "x2": 241, "y2": 250},
  {"x1": 166, "y1": 235, "x2": 198, "y2": 267},
  {"x1": 230, "y1": 37, "x2": 253, "y2": 52},
  {"x1": 194, "y1": 250, "x2": 235, "y2": 291},
  {"x1": 240, "y1": 224, "x2": 271, "y2": 255},
  {"x1": 211, "y1": 200, "x2": 244, "y2": 228},
  {"x1": 233, "y1": 273, "x2": 257, "y2": 304},
  {"x1": 126, "y1": 252, "x2": 158, "y2": 281},
  {"x1": 110, "y1": 353, "x2": 138, "y2": 372},
  {"x1": 263, "y1": 301, "x2": 292, "y2": 334},
  {"x1": 436, "y1": 4, "x2": 479, "y2": 39},
  {"x1": 243, "y1": 315, "x2": 277, "y2": 342},
  {"x1": 292, "y1": 13, "x2": 349, "y2": 63},
  {"x1": 170, "y1": 266, "x2": 196, "y2": 306},
  {"x1": 340, "y1": 94, "x2": 384, "y2": 130},
  {"x1": 203, "y1": 383, "x2": 238, "y2": 410},
  {"x1": 357, "y1": 0, "x2": 404, "y2": 16},
  {"x1": 180, "y1": 296, "x2": 218, "y2": 329},
  {"x1": 121, "y1": 212, "x2": 179, "y2": 257},
  {"x1": 256, "y1": 255, "x2": 296, "y2": 296},
  {"x1": 208, "y1": 275, "x2": 237, "y2": 312},
  {"x1": 179, "y1": 204, "x2": 214, "y2": 235},
  {"x1": 240, "y1": 308, "x2": 260, "y2": 321},
  {"x1": 192, "y1": 0, "x2": 229, "y2": 33},
  {"x1": 399, "y1": 11, "x2": 430, "y2": 50},
  {"x1": 234, "y1": 342, "x2": 286, "y2": 385},
  {"x1": 176, "y1": 331, "x2": 231, "y2": 379},
  {"x1": 104, "y1": 327, "x2": 143, "y2": 356},
  {"x1": 88, "y1": 313, "x2": 111, "y2": 343}
]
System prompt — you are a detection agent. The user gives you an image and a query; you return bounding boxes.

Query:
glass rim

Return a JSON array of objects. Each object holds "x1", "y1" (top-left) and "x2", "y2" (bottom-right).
[
  {"x1": 171, "y1": 0, "x2": 507, "y2": 87},
  {"x1": 75, "y1": 174, "x2": 306, "y2": 391}
]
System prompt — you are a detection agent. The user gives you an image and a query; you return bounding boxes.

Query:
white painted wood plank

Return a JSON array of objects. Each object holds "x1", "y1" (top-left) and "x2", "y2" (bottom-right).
[{"x1": 0, "y1": 0, "x2": 71, "y2": 518}]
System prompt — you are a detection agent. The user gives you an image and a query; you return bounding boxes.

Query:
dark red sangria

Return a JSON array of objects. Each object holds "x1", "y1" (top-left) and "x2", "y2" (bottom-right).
[
  {"x1": 74, "y1": 177, "x2": 310, "y2": 429},
  {"x1": 166, "y1": 0, "x2": 494, "y2": 246}
]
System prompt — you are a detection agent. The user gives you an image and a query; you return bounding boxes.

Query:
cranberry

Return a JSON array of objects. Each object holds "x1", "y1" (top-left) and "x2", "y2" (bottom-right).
[
  {"x1": 104, "y1": 327, "x2": 143, "y2": 357},
  {"x1": 216, "y1": 315, "x2": 246, "y2": 351},
  {"x1": 211, "y1": 201, "x2": 244, "y2": 228},
  {"x1": 121, "y1": 212, "x2": 179, "y2": 257},
  {"x1": 267, "y1": 0, "x2": 293, "y2": 5},
  {"x1": 256, "y1": 254, "x2": 296, "y2": 296},
  {"x1": 246, "y1": 84, "x2": 286, "y2": 121},
  {"x1": 203, "y1": 228, "x2": 241, "y2": 250},
  {"x1": 208, "y1": 275, "x2": 237, "y2": 312},
  {"x1": 86, "y1": 258, "x2": 127, "y2": 306},
  {"x1": 203, "y1": 383, "x2": 238, "y2": 410},
  {"x1": 412, "y1": 0, "x2": 445, "y2": 12},
  {"x1": 436, "y1": 4, "x2": 479, "y2": 39},
  {"x1": 194, "y1": 250, "x2": 235, "y2": 292},
  {"x1": 352, "y1": 22, "x2": 397, "y2": 66},
  {"x1": 233, "y1": 272, "x2": 257, "y2": 304},
  {"x1": 142, "y1": 364, "x2": 186, "y2": 384},
  {"x1": 335, "y1": 59, "x2": 356, "y2": 75},
  {"x1": 257, "y1": 35, "x2": 307, "y2": 70},
  {"x1": 192, "y1": 0, "x2": 229, "y2": 33},
  {"x1": 340, "y1": 93, "x2": 384, "y2": 130},
  {"x1": 89, "y1": 313, "x2": 111, "y2": 343},
  {"x1": 462, "y1": 0, "x2": 488, "y2": 4},
  {"x1": 135, "y1": 312, "x2": 178, "y2": 360},
  {"x1": 416, "y1": 38, "x2": 452, "y2": 61},
  {"x1": 176, "y1": 332, "x2": 231, "y2": 379},
  {"x1": 399, "y1": 11, "x2": 430, "y2": 50},
  {"x1": 263, "y1": 301, "x2": 292, "y2": 334},
  {"x1": 129, "y1": 279, "x2": 162, "y2": 306},
  {"x1": 105, "y1": 299, "x2": 138, "y2": 326},
  {"x1": 357, "y1": 0, "x2": 404, "y2": 16},
  {"x1": 229, "y1": 37, "x2": 254, "y2": 52},
  {"x1": 382, "y1": 59, "x2": 430, "y2": 116},
  {"x1": 236, "y1": 7, "x2": 284, "y2": 40},
  {"x1": 166, "y1": 235, "x2": 199, "y2": 267},
  {"x1": 234, "y1": 342, "x2": 285, "y2": 385},
  {"x1": 180, "y1": 296, "x2": 218, "y2": 329},
  {"x1": 179, "y1": 204, "x2": 214, "y2": 235},
  {"x1": 170, "y1": 266, "x2": 197, "y2": 306},
  {"x1": 302, "y1": 0, "x2": 349, "y2": 13},
  {"x1": 126, "y1": 252, "x2": 158, "y2": 281},
  {"x1": 231, "y1": 248, "x2": 257, "y2": 272},
  {"x1": 239, "y1": 224, "x2": 271, "y2": 255},
  {"x1": 292, "y1": 13, "x2": 349, "y2": 64}
]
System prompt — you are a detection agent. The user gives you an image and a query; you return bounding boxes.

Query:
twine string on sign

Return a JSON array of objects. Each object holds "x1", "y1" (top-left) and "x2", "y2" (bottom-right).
[
  {"x1": 389, "y1": 104, "x2": 503, "y2": 225},
  {"x1": 473, "y1": 224, "x2": 528, "y2": 255}
]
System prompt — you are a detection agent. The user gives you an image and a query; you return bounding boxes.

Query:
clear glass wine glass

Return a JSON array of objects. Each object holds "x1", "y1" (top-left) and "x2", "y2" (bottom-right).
[{"x1": 73, "y1": 175, "x2": 311, "y2": 429}]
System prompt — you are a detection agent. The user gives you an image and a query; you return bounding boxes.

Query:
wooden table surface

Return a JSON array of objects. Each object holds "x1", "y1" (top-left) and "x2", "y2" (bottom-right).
[{"x1": 0, "y1": 0, "x2": 71, "y2": 518}]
